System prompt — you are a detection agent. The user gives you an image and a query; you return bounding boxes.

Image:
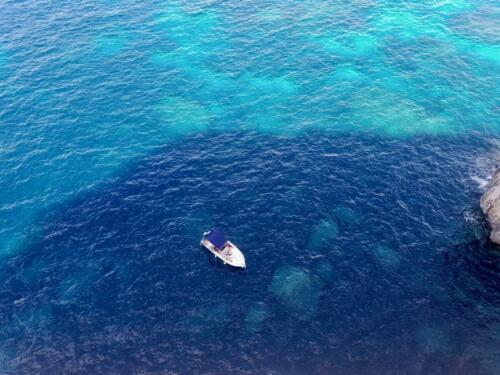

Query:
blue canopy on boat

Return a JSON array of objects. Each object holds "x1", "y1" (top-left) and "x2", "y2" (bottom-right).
[{"x1": 205, "y1": 229, "x2": 226, "y2": 249}]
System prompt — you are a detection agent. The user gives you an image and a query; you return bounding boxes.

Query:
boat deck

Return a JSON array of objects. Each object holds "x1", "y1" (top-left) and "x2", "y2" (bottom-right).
[{"x1": 201, "y1": 239, "x2": 246, "y2": 268}]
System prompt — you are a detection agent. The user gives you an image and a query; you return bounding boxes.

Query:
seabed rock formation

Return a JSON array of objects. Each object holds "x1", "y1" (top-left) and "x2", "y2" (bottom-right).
[{"x1": 480, "y1": 169, "x2": 500, "y2": 245}]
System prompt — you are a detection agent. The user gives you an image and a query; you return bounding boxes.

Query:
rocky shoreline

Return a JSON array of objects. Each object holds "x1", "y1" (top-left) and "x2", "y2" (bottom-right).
[{"x1": 480, "y1": 169, "x2": 500, "y2": 245}]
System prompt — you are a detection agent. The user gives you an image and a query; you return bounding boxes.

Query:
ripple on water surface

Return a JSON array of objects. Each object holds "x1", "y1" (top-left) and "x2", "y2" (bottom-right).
[
  {"x1": 0, "y1": 49, "x2": 7, "y2": 68},
  {"x1": 0, "y1": 0, "x2": 499, "y2": 373},
  {"x1": 0, "y1": 133, "x2": 498, "y2": 373},
  {"x1": 94, "y1": 33, "x2": 130, "y2": 57}
]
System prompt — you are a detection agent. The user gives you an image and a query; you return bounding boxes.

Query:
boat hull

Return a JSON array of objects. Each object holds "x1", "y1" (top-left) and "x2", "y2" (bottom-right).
[{"x1": 200, "y1": 239, "x2": 246, "y2": 268}]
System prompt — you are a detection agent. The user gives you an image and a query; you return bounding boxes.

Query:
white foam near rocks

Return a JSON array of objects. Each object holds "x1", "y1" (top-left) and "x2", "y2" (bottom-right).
[{"x1": 480, "y1": 169, "x2": 500, "y2": 244}]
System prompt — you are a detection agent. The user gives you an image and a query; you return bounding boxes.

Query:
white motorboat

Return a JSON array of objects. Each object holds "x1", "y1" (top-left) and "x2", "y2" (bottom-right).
[{"x1": 201, "y1": 229, "x2": 246, "y2": 268}]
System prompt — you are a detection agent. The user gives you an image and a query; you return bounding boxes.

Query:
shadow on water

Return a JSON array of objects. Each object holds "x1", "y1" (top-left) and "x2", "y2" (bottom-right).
[
  {"x1": 0, "y1": 131, "x2": 499, "y2": 374},
  {"x1": 202, "y1": 245, "x2": 246, "y2": 274}
]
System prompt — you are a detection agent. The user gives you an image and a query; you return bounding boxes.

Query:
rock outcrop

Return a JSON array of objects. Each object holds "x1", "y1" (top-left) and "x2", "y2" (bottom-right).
[{"x1": 480, "y1": 169, "x2": 500, "y2": 244}]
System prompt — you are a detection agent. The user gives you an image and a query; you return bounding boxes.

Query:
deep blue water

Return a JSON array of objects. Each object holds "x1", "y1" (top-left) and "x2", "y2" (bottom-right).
[{"x1": 1, "y1": 0, "x2": 500, "y2": 374}]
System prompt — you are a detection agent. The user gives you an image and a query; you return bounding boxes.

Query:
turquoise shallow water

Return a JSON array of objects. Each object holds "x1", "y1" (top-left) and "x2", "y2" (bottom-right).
[{"x1": 0, "y1": 0, "x2": 499, "y2": 373}]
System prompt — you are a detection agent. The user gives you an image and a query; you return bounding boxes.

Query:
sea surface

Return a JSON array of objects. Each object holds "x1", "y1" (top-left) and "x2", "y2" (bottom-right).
[{"x1": 0, "y1": 0, "x2": 499, "y2": 374}]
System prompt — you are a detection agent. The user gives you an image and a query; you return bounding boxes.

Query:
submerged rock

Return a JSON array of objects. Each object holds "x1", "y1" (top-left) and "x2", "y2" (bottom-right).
[
  {"x1": 480, "y1": 170, "x2": 500, "y2": 244},
  {"x1": 333, "y1": 206, "x2": 360, "y2": 225},
  {"x1": 269, "y1": 266, "x2": 322, "y2": 319},
  {"x1": 157, "y1": 97, "x2": 212, "y2": 137},
  {"x1": 245, "y1": 302, "x2": 268, "y2": 332},
  {"x1": 182, "y1": 303, "x2": 229, "y2": 334},
  {"x1": 313, "y1": 260, "x2": 335, "y2": 283},
  {"x1": 306, "y1": 220, "x2": 339, "y2": 251},
  {"x1": 374, "y1": 244, "x2": 400, "y2": 268}
]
